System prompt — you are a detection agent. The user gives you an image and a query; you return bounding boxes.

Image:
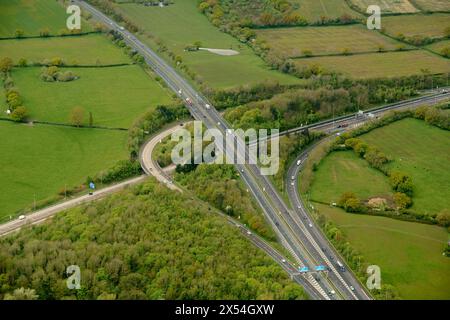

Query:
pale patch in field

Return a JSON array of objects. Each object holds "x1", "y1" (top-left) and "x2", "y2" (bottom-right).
[{"x1": 199, "y1": 47, "x2": 240, "y2": 56}]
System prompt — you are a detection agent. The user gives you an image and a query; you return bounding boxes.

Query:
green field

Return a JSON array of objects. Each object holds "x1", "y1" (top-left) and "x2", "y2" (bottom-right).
[
  {"x1": 256, "y1": 25, "x2": 405, "y2": 58},
  {"x1": 0, "y1": 0, "x2": 91, "y2": 37},
  {"x1": 293, "y1": 50, "x2": 450, "y2": 78},
  {"x1": 0, "y1": 34, "x2": 131, "y2": 65},
  {"x1": 349, "y1": 0, "x2": 419, "y2": 13},
  {"x1": 115, "y1": 1, "x2": 301, "y2": 89},
  {"x1": 382, "y1": 14, "x2": 450, "y2": 38},
  {"x1": 315, "y1": 203, "x2": 450, "y2": 299},
  {"x1": 0, "y1": 121, "x2": 128, "y2": 219},
  {"x1": 291, "y1": 0, "x2": 362, "y2": 21},
  {"x1": 310, "y1": 151, "x2": 393, "y2": 204},
  {"x1": 410, "y1": 0, "x2": 450, "y2": 12},
  {"x1": 426, "y1": 39, "x2": 450, "y2": 55},
  {"x1": 361, "y1": 118, "x2": 450, "y2": 215},
  {"x1": 12, "y1": 65, "x2": 173, "y2": 128}
]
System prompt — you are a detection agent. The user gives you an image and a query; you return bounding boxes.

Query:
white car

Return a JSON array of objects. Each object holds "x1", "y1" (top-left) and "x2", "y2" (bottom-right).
[
  {"x1": 247, "y1": 231, "x2": 252, "y2": 235},
  {"x1": 281, "y1": 259, "x2": 286, "y2": 263},
  {"x1": 119, "y1": 26, "x2": 125, "y2": 31},
  {"x1": 350, "y1": 286, "x2": 355, "y2": 291},
  {"x1": 205, "y1": 104, "x2": 211, "y2": 109},
  {"x1": 291, "y1": 182, "x2": 295, "y2": 186},
  {"x1": 18, "y1": 215, "x2": 25, "y2": 220},
  {"x1": 296, "y1": 160, "x2": 301, "y2": 166},
  {"x1": 291, "y1": 175, "x2": 295, "y2": 180},
  {"x1": 329, "y1": 290, "x2": 336, "y2": 295},
  {"x1": 308, "y1": 223, "x2": 313, "y2": 228}
]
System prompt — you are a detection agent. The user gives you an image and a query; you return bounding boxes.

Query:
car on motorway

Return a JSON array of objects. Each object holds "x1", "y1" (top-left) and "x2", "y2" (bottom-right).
[
  {"x1": 350, "y1": 286, "x2": 355, "y2": 291},
  {"x1": 296, "y1": 159, "x2": 301, "y2": 166},
  {"x1": 337, "y1": 260, "x2": 346, "y2": 272},
  {"x1": 291, "y1": 182, "x2": 295, "y2": 186},
  {"x1": 119, "y1": 26, "x2": 125, "y2": 31},
  {"x1": 18, "y1": 215, "x2": 25, "y2": 220},
  {"x1": 247, "y1": 231, "x2": 252, "y2": 235},
  {"x1": 185, "y1": 98, "x2": 192, "y2": 106},
  {"x1": 205, "y1": 104, "x2": 211, "y2": 109},
  {"x1": 329, "y1": 290, "x2": 336, "y2": 295},
  {"x1": 308, "y1": 223, "x2": 313, "y2": 228},
  {"x1": 281, "y1": 259, "x2": 286, "y2": 263},
  {"x1": 291, "y1": 175, "x2": 295, "y2": 180}
]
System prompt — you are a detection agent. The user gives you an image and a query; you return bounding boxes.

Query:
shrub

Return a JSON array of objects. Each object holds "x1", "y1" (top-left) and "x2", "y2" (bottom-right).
[
  {"x1": 389, "y1": 172, "x2": 413, "y2": 196},
  {"x1": 11, "y1": 106, "x2": 27, "y2": 121},
  {"x1": 393, "y1": 192, "x2": 412, "y2": 209}
]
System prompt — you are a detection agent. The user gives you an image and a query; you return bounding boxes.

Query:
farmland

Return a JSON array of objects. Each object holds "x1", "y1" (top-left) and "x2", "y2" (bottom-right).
[
  {"x1": 292, "y1": 50, "x2": 450, "y2": 78},
  {"x1": 115, "y1": 0, "x2": 301, "y2": 89},
  {"x1": 382, "y1": 13, "x2": 450, "y2": 39},
  {"x1": 256, "y1": 25, "x2": 406, "y2": 58},
  {"x1": 309, "y1": 151, "x2": 393, "y2": 204},
  {"x1": 0, "y1": 0, "x2": 91, "y2": 37},
  {"x1": 315, "y1": 203, "x2": 450, "y2": 300},
  {"x1": 290, "y1": 0, "x2": 362, "y2": 21},
  {"x1": 0, "y1": 34, "x2": 132, "y2": 66},
  {"x1": 410, "y1": 0, "x2": 450, "y2": 12},
  {"x1": 0, "y1": 121, "x2": 128, "y2": 220},
  {"x1": 349, "y1": 0, "x2": 419, "y2": 13},
  {"x1": 361, "y1": 118, "x2": 450, "y2": 216},
  {"x1": 12, "y1": 65, "x2": 173, "y2": 128},
  {"x1": 426, "y1": 39, "x2": 450, "y2": 56}
]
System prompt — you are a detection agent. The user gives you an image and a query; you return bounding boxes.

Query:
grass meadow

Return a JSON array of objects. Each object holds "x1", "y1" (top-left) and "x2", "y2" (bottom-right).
[
  {"x1": 309, "y1": 150, "x2": 393, "y2": 204},
  {"x1": 361, "y1": 118, "x2": 450, "y2": 216},
  {"x1": 115, "y1": 0, "x2": 302, "y2": 89},
  {"x1": 256, "y1": 25, "x2": 406, "y2": 58},
  {"x1": 12, "y1": 65, "x2": 173, "y2": 128},
  {"x1": 0, "y1": 121, "x2": 129, "y2": 219},
  {"x1": 315, "y1": 203, "x2": 450, "y2": 299},
  {"x1": 349, "y1": 0, "x2": 419, "y2": 13},
  {"x1": 410, "y1": 0, "x2": 450, "y2": 12},
  {"x1": 0, "y1": 0, "x2": 91, "y2": 37},
  {"x1": 382, "y1": 14, "x2": 450, "y2": 38},
  {"x1": 290, "y1": 0, "x2": 362, "y2": 21},
  {"x1": 292, "y1": 50, "x2": 450, "y2": 78},
  {"x1": 0, "y1": 34, "x2": 132, "y2": 66}
]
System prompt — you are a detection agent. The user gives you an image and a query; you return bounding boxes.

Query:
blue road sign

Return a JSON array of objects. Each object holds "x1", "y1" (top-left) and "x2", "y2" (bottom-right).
[
  {"x1": 89, "y1": 182, "x2": 95, "y2": 190},
  {"x1": 315, "y1": 265, "x2": 326, "y2": 272},
  {"x1": 299, "y1": 266, "x2": 309, "y2": 273}
]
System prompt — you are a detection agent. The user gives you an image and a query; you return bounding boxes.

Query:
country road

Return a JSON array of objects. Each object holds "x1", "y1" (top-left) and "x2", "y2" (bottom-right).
[{"x1": 0, "y1": 175, "x2": 147, "y2": 237}]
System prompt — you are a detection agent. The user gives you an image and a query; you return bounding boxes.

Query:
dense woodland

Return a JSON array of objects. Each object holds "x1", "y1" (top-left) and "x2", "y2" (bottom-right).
[
  {"x1": 175, "y1": 164, "x2": 276, "y2": 240},
  {"x1": 0, "y1": 179, "x2": 308, "y2": 300}
]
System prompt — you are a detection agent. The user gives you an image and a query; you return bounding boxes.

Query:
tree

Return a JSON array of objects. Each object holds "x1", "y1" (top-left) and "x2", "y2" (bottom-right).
[
  {"x1": 39, "y1": 28, "x2": 50, "y2": 37},
  {"x1": 0, "y1": 57, "x2": 13, "y2": 73},
  {"x1": 193, "y1": 41, "x2": 202, "y2": 49},
  {"x1": 18, "y1": 58, "x2": 27, "y2": 67},
  {"x1": 302, "y1": 49, "x2": 313, "y2": 57},
  {"x1": 11, "y1": 106, "x2": 27, "y2": 122},
  {"x1": 436, "y1": 210, "x2": 450, "y2": 227},
  {"x1": 4, "y1": 288, "x2": 38, "y2": 300},
  {"x1": 389, "y1": 172, "x2": 413, "y2": 195},
  {"x1": 338, "y1": 192, "x2": 363, "y2": 213},
  {"x1": 70, "y1": 107, "x2": 85, "y2": 127},
  {"x1": 444, "y1": 26, "x2": 450, "y2": 38},
  {"x1": 15, "y1": 29, "x2": 24, "y2": 38},
  {"x1": 393, "y1": 192, "x2": 412, "y2": 210}
]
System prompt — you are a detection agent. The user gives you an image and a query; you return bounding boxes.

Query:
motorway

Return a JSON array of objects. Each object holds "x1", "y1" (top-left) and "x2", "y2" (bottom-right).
[
  {"x1": 139, "y1": 123, "x2": 325, "y2": 300},
  {"x1": 75, "y1": 0, "x2": 449, "y2": 300}
]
